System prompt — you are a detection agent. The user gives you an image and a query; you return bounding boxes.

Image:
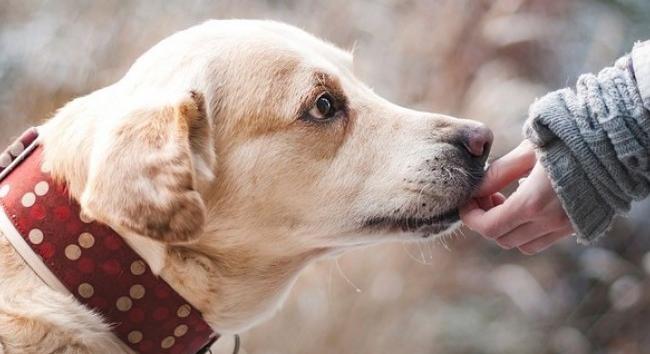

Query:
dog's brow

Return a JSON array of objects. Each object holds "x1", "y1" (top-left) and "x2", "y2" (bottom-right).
[
  {"x1": 313, "y1": 72, "x2": 345, "y2": 98},
  {"x1": 293, "y1": 71, "x2": 348, "y2": 120}
]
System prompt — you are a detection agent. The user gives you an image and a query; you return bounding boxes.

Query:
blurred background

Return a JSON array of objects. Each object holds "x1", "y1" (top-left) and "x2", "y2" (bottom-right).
[{"x1": 2, "y1": 0, "x2": 650, "y2": 353}]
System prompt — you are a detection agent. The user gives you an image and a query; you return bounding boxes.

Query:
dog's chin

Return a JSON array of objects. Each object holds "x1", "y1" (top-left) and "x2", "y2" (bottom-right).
[{"x1": 362, "y1": 208, "x2": 461, "y2": 238}]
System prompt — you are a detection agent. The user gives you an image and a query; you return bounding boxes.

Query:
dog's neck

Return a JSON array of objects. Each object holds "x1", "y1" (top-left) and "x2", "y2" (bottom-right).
[
  {"x1": 166, "y1": 226, "x2": 330, "y2": 332},
  {"x1": 38, "y1": 105, "x2": 331, "y2": 333}
]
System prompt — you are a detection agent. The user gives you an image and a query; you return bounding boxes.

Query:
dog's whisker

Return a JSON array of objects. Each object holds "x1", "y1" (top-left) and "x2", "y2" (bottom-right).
[
  {"x1": 427, "y1": 239, "x2": 435, "y2": 260},
  {"x1": 327, "y1": 260, "x2": 334, "y2": 301},
  {"x1": 401, "y1": 242, "x2": 428, "y2": 265},
  {"x1": 437, "y1": 234, "x2": 450, "y2": 251},
  {"x1": 335, "y1": 257, "x2": 362, "y2": 293},
  {"x1": 416, "y1": 241, "x2": 427, "y2": 264}
]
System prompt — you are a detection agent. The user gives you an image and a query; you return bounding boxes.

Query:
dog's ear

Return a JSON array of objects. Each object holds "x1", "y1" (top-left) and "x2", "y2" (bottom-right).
[{"x1": 80, "y1": 91, "x2": 216, "y2": 244}]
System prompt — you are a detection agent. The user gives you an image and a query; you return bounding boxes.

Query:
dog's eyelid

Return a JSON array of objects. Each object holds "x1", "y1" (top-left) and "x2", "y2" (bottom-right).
[
  {"x1": 309, "y1": 88, "x2": 348, "y2": 115},
  {"x1": 299, "y1": 96, "x2": 348, "y2": 125},
  {"x1": 293, "y1": 71, "x2": 349, "y2": 123}
]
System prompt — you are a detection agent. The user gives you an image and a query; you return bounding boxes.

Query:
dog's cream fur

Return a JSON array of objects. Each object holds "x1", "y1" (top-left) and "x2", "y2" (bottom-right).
[{"x1": 0, "y1": 20, "x2": 488, "y2": 353}]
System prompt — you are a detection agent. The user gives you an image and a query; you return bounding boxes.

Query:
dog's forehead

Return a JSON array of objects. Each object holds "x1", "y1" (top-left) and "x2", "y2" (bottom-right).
[
  {"x1": 198, "y1": 19, "x2": 354, "y2": 74},
  {"x1": 256, "y1": 21, "x2": 353, "y2": 69}
]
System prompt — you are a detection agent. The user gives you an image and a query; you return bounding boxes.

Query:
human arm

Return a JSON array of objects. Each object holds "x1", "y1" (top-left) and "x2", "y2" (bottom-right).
[{"x1": 462, "y1": 40, "x2": 650, "y2": 251}]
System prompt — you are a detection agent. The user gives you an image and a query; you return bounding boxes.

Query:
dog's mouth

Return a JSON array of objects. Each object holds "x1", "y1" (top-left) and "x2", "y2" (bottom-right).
[{"x1": 362, "y1": 208, "x2": 460, "y2": 237}]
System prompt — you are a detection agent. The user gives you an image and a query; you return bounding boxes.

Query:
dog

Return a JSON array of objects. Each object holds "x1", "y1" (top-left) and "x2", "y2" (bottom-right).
[{"x1": 0, "y1": 19, "x2": 492, "y2": 353}]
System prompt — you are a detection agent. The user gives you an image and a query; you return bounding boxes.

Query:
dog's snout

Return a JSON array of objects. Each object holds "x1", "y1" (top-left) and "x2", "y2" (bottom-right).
[{"x1": 458, "y1": 124, "x2": 493, "y2": 162}]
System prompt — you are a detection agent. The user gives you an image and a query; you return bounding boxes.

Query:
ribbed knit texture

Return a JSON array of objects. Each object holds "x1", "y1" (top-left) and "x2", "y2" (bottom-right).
[{"x1": 524, "y1": 52, "x2": 650, "y2": 243}]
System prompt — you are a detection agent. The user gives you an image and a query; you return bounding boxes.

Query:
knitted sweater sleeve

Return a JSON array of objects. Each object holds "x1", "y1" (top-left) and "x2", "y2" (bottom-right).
[{"x1": 523, "y1": 41, "x2": 650, "y2": 244}]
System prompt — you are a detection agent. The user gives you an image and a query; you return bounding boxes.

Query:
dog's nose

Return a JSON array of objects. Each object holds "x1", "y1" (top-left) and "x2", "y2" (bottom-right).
[{"x1": 459, "y1": 124, "x2": 493, "y2": 161}]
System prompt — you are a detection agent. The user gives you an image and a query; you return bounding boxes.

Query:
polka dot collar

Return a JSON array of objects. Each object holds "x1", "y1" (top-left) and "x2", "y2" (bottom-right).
[{"x1": 0, "y1": 129, "x2": 219, "y2": 354}]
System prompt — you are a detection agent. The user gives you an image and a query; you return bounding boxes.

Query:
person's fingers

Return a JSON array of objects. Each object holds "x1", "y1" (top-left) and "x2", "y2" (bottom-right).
[
  {"x1": 495, "y1": 221, "x2": 558, "y2": 249},
  {"x1": 517, "y1": 228, "x2": 573, "y2": 255},
  {"x1": 460, "y1": 197, "x2": 480, "y2": 211},
  {"x1": 477, "y1": 193, "x2": 506, "y2": 210},
  {"x1": 477, "y1": 141, "x2": 537, "y2": 197},
  {"x1": 490, "y1": 193, "x2": 506, "y2": 206},
  {"x1": 476, "y1": 196, "x2": 495, "y2": 210},
  {"x1": 461, "y1": 198, "x2": 527, "y2": 239},
  {"x1": 460, "y1": 193, "x2": 506, "y2": 217}
]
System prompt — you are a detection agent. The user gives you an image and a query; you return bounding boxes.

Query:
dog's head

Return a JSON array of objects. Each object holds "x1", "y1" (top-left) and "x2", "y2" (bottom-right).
[{"x1": 44, "y1": 19, "x2": 491, "y2": 251}]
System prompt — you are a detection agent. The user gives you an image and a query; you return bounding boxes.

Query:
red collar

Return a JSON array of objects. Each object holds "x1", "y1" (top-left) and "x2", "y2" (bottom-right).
[{"x1": 0, "y1": 129, "x2": 219, "y2": 354}]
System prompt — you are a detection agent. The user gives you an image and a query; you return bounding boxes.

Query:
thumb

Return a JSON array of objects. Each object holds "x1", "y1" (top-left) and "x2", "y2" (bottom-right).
[{"x1": 476, "y1": 140, "x2": 537, "y2": 197}]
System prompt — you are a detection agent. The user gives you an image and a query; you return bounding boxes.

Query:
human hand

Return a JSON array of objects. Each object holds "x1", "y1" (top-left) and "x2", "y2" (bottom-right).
[{"x1": 460, "y1": 141, "x2": 574, "y2": 254}]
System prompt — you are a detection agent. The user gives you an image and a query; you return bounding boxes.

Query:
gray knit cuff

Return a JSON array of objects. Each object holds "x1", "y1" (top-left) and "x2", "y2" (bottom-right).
[
  {"x1": 524, "y1": 54, "x2": 650, "y2": 243},
  {"x1": 525, "y1": 93, "x2": 616, "y2": 243}
]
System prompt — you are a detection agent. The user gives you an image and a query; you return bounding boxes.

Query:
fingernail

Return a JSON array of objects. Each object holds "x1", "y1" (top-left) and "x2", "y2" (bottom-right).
[
  {"x1": 519, "y1": 248, "x2": 535, "y2": 256},
  {"x1": 496, "y1": 240, "x2": 513, "y2": 249}
]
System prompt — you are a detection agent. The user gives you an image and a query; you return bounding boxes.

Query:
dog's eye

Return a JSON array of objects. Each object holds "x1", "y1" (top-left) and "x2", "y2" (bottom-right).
[{"x1": 309, "y1": 93, "x2": 337, "y2": 120}]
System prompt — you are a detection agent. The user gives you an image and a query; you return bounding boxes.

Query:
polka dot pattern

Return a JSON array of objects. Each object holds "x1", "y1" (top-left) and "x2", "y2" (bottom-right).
[
  {"x1": 117, "y1": 296, "x2": 133, "y2": 312},
  {"x1": 64, "y1": 244, "x2": 82, "y2": 260},
  {"x1": 174, "y1": 324, "x2": 189, "y2": 337},
  {"x1": 78, "y1": 232, "x2": 95, "y2": 248},
  {"x1": 9, "y1": 141, "x2": 24, "y2": 156},
  {"x1": 0, "y1": 153, "x2": 11, "y2": 168},
  {"x1": 79, "y1": 211, "x2": 93, "y2": 224},
  {"x1": 40, "y1": 161, "x2": 52, "y2": 174},
  {"x1": 177, "y1": 304, "x2": 192, "y2": 318},
  {"x1": 161, "y1": 336, "x2": 176, "y2": 349},
  {"x1": 0, "y1": 128, "x2": 38, "y2": 175},
  {"x1": 130, "y1": 284, "x2": 146, "y2": 299},
  {"x1": 34, "y1": 181, "x2": 49, "y2": 196},
  {"x1": 78, "y1": 283, "x2": 95, "y2": 298},
  {"x1": 128, "y1": 330, "x2": 143, "y2": 344},
  {"x1": 21, "y1": 192, "x2": 35, "y2": 207},
  {"x1": 131, "y1": 260, "x2": 146, "y2": 275},
  {"x1": 0, "y1": 184, "x2": 9, "y2": 198},
  {"x1": 0, "y1": 137, "x2": 218, "y2": 354},
  {"x1": 28, "y1": 228, "x2": 43, "y2": 244}
]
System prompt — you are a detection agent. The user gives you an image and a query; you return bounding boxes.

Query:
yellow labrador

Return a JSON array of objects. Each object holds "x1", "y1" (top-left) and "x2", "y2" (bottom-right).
[{"x1": 0, "y1": 19, "x2": 491, "y2": 353}]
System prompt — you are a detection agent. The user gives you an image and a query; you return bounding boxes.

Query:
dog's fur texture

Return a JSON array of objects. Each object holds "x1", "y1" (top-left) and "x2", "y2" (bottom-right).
[{"x1": 0, "y1": 20, "x2": 488, "y2": 353}]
